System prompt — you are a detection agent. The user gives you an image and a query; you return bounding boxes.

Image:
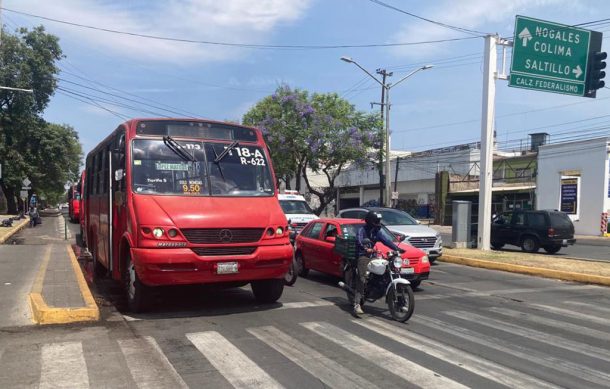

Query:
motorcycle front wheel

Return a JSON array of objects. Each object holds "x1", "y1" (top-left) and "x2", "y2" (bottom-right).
[{"x1": 387, "y1": 283, "x2": 415, "y2": 322}]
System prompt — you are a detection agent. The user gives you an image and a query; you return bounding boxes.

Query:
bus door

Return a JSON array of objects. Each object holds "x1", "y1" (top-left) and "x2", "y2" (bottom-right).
[
  {"x1": 97, "y1": 146, "x2": 111, "y2": 271},
  {"x1": 110, "y1": 132, "x2": 126, "y2": 278}
]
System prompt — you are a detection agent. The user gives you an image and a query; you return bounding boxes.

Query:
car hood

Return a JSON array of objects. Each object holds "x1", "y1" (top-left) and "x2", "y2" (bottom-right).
[{"x1": 385, "y1": 224, "x2": 439, "y2": 237}]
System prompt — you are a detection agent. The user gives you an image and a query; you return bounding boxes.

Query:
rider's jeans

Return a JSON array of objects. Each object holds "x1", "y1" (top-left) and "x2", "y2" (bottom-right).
[{"x1": 353, "y1": 255, "x2": 372, "y2": 305}]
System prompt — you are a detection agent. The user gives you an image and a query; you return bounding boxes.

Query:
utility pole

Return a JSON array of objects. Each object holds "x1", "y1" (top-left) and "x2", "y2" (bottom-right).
[{"x1": 376, "y1": 69, "x2": 391, "y2": 206}]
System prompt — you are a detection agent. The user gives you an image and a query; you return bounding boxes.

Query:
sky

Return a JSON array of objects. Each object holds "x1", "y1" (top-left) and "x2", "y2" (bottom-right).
[{"x1": 3, "y1": 0, "x2": 610, "y2": 159}]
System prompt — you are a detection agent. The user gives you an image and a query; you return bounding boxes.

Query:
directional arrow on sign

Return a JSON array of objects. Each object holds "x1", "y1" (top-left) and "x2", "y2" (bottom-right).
[
  {"x1": 518, "y1": 27, "x2": 532, "y2": 47},
  {"x1": 572, "y1": 65, "x2": 583, "y2": 78}
]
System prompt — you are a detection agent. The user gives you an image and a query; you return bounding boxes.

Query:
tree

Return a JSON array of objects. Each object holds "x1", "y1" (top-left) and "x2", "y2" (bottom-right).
[
  {"x1": 0, "y1": 26, "x2": 69, "y2": 213},
  {"x1": 243, "y1": 85, "x2": 381, "y2": 215}
]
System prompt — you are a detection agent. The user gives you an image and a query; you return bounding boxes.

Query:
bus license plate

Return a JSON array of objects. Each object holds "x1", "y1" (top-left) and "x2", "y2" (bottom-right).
[
  {"x1": 401, "y1": 267, "x2": 414, "y2": 275},
  {"x1": 217, "y1": 262, "x2": 238, "y2": 274}
]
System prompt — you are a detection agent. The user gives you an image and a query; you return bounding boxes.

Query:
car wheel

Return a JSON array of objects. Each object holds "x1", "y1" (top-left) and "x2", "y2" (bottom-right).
[
  {"x1": 543, "y1": 245, "x2": 562, "y2": 254},
  {"x1": 295, "y1": 252, "x2": 309, "y2": 277},
  {"x1": 251, "y1": 279, "x2": 284, "y2": 303},
  {"x1": 521, "y1": 236, "x2": 540, "y2": 253},
  {"x1": 284, "y1": 254, "x2": 298, "y2": 286}
]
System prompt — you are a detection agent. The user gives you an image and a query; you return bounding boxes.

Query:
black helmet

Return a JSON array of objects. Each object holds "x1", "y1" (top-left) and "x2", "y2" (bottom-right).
[{"x1": 364, "y1": 211, "x2": 382, "y2": 227}]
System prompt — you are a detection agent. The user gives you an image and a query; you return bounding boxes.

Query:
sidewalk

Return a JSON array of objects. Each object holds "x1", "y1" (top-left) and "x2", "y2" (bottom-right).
[{"x1": 0, "y1": 211, "x2": 98, "y2": 327}]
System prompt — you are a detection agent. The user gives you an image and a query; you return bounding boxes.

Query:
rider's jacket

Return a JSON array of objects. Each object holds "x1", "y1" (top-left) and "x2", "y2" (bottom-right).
[{"x1": 356, "y1": 225, "x2": 400, "y2": 258}]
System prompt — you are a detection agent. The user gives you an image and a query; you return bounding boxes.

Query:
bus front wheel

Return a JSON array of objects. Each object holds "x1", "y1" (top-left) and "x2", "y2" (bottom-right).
[
  {"x1": 251, "y1": 279, "x2": 284, "y2": 304},
  {"x1": 123, "y1": 252, "x2": 150, "y2": 312}
]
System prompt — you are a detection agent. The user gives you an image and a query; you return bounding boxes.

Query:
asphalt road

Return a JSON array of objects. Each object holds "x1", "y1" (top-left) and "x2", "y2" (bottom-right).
[
  {"x1": 440, "y1": 232, "x2": 610, "y2": 261},
  {"x1": 1, "y1": 217, "x2": 610, "y2": 388}
]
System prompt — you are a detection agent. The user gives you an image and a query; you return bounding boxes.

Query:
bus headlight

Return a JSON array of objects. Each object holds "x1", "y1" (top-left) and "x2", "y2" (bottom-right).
[
  {"x1": 276, "y1": 227, "x2": 284, "y2": 235},
  {"x1": 421, "y1": 255, "x2": 429, "y2": 263},
  {"x1": 168, "y1": 228, "x2": 178, "y2": 238},
  {"x1": 152, "y1": 228, "x2": 164, "y2": 238}
]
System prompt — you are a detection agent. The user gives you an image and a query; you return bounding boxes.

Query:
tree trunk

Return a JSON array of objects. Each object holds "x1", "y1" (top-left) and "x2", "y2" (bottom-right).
[{"x1": 0, "y1": 182, "x2": 18, "y2": 214}]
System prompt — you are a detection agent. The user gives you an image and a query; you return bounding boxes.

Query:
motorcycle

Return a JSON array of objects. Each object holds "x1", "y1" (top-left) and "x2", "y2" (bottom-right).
[
  {"x1": 284, "y1": 222, "x2": 298, "y2": 286},
  {"x1": 339, "y1": 240, "x2": 415, "y2": 322}
]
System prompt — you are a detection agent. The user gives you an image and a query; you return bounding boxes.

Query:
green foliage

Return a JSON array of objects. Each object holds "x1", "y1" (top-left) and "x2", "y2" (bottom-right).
[
  {"x1": 243, "y1": 85, "x2": 381, "y2": 214},
  {"x1": 0, "y1": 26, "x2": 81, "y2": 213}
]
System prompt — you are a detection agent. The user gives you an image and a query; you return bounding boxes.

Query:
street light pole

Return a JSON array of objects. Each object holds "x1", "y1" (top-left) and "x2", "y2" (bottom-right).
[{"x1": 341, "y1": 57, "x2": 433, "y2": 207}]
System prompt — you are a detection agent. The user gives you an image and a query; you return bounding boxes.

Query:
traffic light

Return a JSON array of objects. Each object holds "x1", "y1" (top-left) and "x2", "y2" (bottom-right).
[{"x1": 585, "y1": 50, "x2": 607, "y2": 98}]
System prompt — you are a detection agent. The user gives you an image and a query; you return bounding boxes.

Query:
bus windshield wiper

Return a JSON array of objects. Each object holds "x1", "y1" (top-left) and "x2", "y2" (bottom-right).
[
  {"x1": 214, "y1": 140, "x2": 239, "y2": 163},
  {"x1": 163, "y1": 136, "x2": 196, "y2": 162}
]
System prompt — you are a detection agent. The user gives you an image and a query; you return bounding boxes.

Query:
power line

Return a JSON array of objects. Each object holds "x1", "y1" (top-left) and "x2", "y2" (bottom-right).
[
  {"x1": 2, "y1": 7, "x2": 479, "y2": 50},
  {"x1": 366, "y1": 0, "x2": 489, "y2": 36}
]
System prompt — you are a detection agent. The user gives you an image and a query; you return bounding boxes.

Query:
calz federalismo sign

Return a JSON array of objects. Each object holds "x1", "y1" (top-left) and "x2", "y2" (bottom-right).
[{"x1": 509, "y1": 15, "x2": 601, "y2": 97}]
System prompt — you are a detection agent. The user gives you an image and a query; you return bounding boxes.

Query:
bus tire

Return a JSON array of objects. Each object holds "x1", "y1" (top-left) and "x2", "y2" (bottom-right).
[
  {"x1": 251, "y1": 279, "x2": 284, "y2": 304},
  {"x1": 124, "y1": 252, "x2": 150, "y2": 312}
]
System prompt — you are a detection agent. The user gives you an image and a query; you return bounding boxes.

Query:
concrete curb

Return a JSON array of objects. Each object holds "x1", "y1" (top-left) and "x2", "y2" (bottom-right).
[
  {"x1": 441, "y1": 254, "x2": 610, "y2": 287},
  {"x1": 28, "y1": 244, "x2": 99, "y2": 325},
  {"x1": 0, "y1": 218, "x2": 30, "y2": 244}
]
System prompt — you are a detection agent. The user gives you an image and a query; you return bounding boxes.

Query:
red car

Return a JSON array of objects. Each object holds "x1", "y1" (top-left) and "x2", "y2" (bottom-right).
[{"x1": 295, "y1": 218, "x2": 430, "y2": 288}]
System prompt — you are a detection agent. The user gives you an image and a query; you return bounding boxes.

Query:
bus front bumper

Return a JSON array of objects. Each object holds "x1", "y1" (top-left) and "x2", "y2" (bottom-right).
[{"x1": 131, "y1": 245, "x2": 293, "y2": 286}]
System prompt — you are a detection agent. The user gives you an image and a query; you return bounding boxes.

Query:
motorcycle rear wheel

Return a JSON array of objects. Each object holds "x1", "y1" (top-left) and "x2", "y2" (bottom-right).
[{"x1": 387, "y1": 284, "x2": 414, "y2": 322}]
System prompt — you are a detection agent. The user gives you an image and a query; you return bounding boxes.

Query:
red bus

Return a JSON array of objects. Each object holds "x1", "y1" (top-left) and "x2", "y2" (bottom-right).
[
  {"x1": 67, "y1": 183, "x2": 81, "y2": 223},
  {"x1": 83, "y1": 118, "x2": 292, "y2": 311}
]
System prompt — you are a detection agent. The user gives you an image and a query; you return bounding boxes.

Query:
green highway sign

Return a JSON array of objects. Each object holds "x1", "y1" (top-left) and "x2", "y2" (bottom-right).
[{"x1": 509, "y1": 15, "x2": 595, "y2": 96}]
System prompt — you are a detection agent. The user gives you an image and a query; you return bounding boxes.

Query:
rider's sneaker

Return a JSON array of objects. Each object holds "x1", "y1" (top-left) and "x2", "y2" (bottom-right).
[{"x1": 353, "y1": 304, "x2": 364, "y2": 317}]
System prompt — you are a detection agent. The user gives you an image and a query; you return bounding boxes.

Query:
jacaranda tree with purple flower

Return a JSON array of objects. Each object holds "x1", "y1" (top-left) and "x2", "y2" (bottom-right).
[{"x1": 243, "y1": 85, "x2": 381, "y2": 215}]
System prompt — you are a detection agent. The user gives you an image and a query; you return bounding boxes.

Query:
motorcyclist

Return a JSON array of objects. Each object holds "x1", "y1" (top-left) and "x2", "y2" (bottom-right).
[{"x1": 352, "y1": 210, "x2": 404, "y2": 317}]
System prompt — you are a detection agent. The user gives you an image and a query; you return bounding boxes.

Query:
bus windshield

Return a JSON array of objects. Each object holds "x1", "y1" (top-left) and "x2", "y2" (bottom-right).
[{"x1": 131, "y1": 139, "x2": 274, "y2": 197}]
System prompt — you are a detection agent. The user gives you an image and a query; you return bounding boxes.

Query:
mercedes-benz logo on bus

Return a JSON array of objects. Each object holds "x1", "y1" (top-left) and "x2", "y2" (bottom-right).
[{"x1": 218, "y1": 229, "x2": 233, "y2": 243}]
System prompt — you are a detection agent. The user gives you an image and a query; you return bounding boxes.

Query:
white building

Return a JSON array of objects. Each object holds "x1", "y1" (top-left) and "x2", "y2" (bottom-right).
[{"x1": 537, "y1": 137, "x2": 610, "y2": 235}]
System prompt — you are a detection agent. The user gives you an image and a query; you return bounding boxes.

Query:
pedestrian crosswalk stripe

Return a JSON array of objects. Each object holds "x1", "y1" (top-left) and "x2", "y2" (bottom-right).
[
  {"x1": 488, "y1": 307, "x2": 610, "y2": 341},
  {"x1": 530, "y1": 303, "x2": 610, "y2": 325},
  {"x1": 446, "y1": 310, "x2": 610, "y2": 362},
  {"x1": 40, "y1": 341, "x2": 89, "y2": 389},
  {"x1": 565, "y1": 300, "x2": 610, "y2": 315},
  {"x1": 301, "y1": 321, "x2": 469, "y2": 389},
  {"x1": 247, "y1": 325, "x2": 378, "y2": 389},
  {"x1": 117, "y1": 337, "x2": 188, "y2": 389},
  {"x1": 186, "y1": 331, "x2": 283, "y2": 389},
  {"x1": 417, "y1": 315, "x2": 610, "y2": 387},
  {"x1": 355, "y1": 318, "x2": 559, "y2": 388},
  {"x1": 278, "y1": 301, "x2": 334, "y2": 309}
]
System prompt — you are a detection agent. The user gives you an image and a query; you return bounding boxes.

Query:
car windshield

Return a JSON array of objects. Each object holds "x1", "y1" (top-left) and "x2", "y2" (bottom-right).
[
  {"x1": 280, "y1": 200, "x2": 314, "y2": 214},
  {"x1": 131, "y1": 139, "x2": 274, "y2": 197},
  {"x1": 379, "y1": 210, "x2": 417, "y2": 226},
  {"x1": 341, "y1": 223, "x2": 398, "y2": 243}
]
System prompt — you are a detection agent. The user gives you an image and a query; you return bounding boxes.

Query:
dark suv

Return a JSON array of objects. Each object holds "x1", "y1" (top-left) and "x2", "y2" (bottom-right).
[{"x1": 491, "y1": 210, "x2": 576, "y2": 254}]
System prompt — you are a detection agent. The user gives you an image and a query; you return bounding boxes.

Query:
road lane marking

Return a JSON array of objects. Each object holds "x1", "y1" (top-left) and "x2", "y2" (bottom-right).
[
  {"x1": 417, "y1": 283, "x2": 601, "y2": 301},
  {"x1": 301, "y1": 321, "x2": 468, "y2": 389},
  {"x1": 248, "y1": 326, "x2": 377, "y2": 389},
  {"x1": 446, "y1": 310, "x2": 610, "y2": 363},
  {"x1": 564, "y1": 300, "x2": 610, "y2": 315},
  {"x1": 488, "y1": 307, "x2": 610, "y2": 341},
  {"x1": 186, "y1": 331, "x2": 283, "y2": 389},
  {"x1": 355, "y1": 318, "x2": 559, "y2": 388},
  {"x1": 416, "y1": 315, "x2": 610, "y2": 387},
  {"x1": 40, "y1": 341, "x2": 89, "y2": 389},
  {"x1": 118, "y1": 337, "x2": 188, "y2": 389},
  {"x1": 529, "y1": 303, "x2": 610, "y2": 325}
]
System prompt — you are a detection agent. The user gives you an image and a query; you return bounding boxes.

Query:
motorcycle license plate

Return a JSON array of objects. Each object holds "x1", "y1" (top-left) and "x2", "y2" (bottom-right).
[
  {"x1": 401, "y1": 267, "x2": 414, "y2": 275},
  {"x1": 217, "y1": 262, "x2": 239, "y2": 274}
]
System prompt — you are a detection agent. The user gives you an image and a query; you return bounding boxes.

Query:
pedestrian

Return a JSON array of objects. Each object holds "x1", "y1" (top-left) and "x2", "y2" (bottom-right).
[
  {"x1": 28, "y1": 206, "x2": 40, "y2": 227},
  {"x1": 29, "y1": 193, "x2": 38, "y2": 209}
]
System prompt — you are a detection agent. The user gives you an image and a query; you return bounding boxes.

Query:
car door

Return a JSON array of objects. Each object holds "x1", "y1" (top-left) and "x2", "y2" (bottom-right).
[
  {"x1": 508, "y1": 211, "x2": 527, "y2": 245},
  {"x1": 300, "y1": 221, "x2": 324, "y2": 271},
  {"x1": 491, "y1": 212, "x2": 512, "y2": 243},
  {"x1": 318, "y1": 222, "x2": 341, "y2": 276}
]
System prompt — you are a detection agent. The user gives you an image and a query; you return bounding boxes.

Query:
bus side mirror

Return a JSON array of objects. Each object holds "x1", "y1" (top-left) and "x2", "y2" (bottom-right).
[{"x1": 114, "y1": 169, "x2": 124, "y2": 181}]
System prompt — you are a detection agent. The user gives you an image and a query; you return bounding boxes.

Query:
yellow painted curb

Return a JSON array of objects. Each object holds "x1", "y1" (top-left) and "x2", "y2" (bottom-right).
[
  {"x1": 0, "y1": 217, "x2": 30, "y2": 244},
  {"x1": 441, "y1": 254, "x2": 610, "y2": 287},
  {"x1": 29, "y1": 245, "x2": 99, "y2": 325}
]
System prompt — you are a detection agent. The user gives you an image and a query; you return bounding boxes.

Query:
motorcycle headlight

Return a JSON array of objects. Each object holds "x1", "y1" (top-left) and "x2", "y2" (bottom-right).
[
  {"x1": 421, "y1": 255, "x2": 429, "y2": 263},
  {"x1": 393, "y1": 257, "x2": 403, "y2": 268}
]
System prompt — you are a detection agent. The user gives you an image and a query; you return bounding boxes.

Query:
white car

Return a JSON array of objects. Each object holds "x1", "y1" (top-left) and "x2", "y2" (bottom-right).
[
  {"x1": 337, "y1": 207, "x2": 443, "y2": 263},
  {"x1": 278, "y1": 191, "x2": 319, "y2": 233}
]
